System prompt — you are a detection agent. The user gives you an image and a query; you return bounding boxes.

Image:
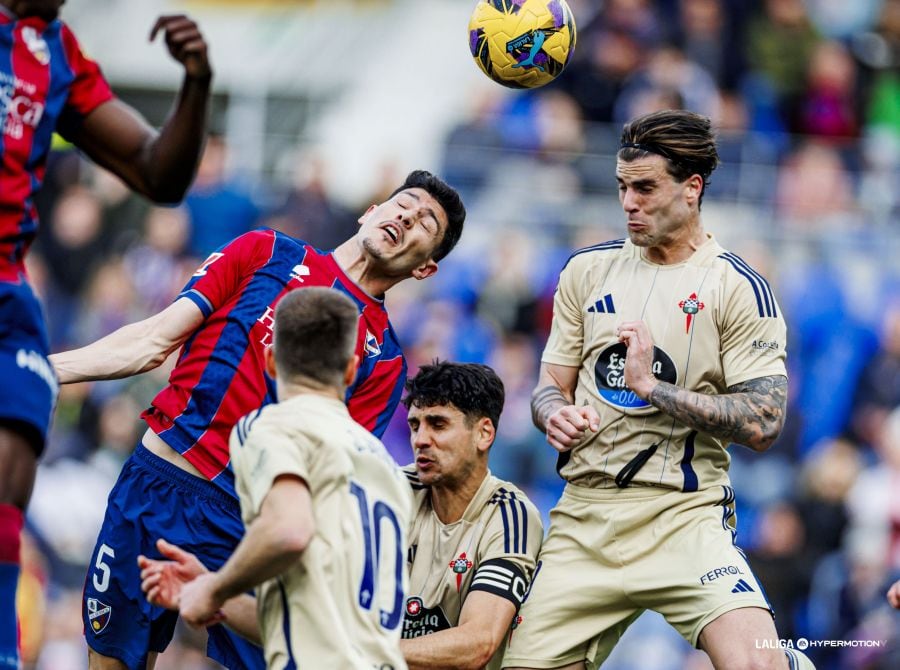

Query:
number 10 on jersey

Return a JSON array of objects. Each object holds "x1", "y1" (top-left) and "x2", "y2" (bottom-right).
[{"x1": 350, "y1": 481, "x2": 405, "y2": 630}]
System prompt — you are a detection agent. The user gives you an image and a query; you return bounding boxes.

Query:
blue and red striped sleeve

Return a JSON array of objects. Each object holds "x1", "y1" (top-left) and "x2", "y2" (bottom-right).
[
  {"x1": 178, "y1": 230, "x2": 276, "y2": 317},
  {"x1": 58, "y1": 24, "x2": 113, "y2": 123}
]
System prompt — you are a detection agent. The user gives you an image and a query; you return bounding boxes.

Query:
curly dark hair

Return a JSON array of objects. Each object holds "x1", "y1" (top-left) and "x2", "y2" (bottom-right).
[{"x1": 403, "y1": 361, "x2": 505, "y2": 433}]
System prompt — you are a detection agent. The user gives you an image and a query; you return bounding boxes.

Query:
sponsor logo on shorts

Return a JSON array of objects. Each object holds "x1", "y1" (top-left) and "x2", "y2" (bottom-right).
[
  {"x1": 699, "y1": 564, "x2": 746, "y2": 585},
  {"x1": 594, "y1": 342, "x2": 676, "y2": 411},
  {"x1": 16, "y1": 348, "x2": 59, "y2": 398},
  {"x1": 86, "y1": 597, "x2": 111, "y2": 634}
]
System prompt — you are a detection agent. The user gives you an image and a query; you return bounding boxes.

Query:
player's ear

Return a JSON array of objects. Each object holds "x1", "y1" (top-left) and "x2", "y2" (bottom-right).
[
  {"x1": 343, "y1": 354, "x2": 360, "y2": 387},
  {"x1": 411, "y1": 259, "x2": 438, "y2": 281},
  {"x1": 685, "y1": 174, "x2": 703, "y2": 206},
  {"x1": 476, "y1": 417, "x2": 495, "y2": 453},
  {"x1": 358, "y1": 204, "x2": 377, "y2": 226},
  {"x1": 265, "y1": 345, "x2": 277, "y2": 379}
]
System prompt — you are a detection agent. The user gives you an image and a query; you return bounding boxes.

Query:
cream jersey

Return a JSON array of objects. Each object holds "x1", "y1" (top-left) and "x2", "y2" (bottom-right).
[
  {"x1": 230, "y1": 394, "x2": 413, "y2": 670},
  {"x1": 543, "y1": 235, "x2": 787, "y2": 491},
  {"x1": 401, "y1": 468, "x2": 543, "y2": 670}
]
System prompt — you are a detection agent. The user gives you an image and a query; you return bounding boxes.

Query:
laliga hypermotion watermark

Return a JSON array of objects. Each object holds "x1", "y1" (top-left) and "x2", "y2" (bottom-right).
[{"x1": 756, "y1": 637, "x2": 887, "y2": 650}]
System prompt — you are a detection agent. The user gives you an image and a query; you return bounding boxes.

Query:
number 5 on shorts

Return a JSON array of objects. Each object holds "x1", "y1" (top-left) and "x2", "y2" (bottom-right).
[{"x1": 93, "y1": 544, "x2": 115, "y2": 592}]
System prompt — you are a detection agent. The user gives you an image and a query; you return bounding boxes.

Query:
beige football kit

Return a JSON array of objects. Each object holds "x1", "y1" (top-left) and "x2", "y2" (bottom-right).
[
  {"x1": 402, "y1": 468, "x2": 543, "y2": 670},
  {"x1": 231, "y1": 394, "x2": 413, "y2": 670},
  {"x1": 503, "y1": 235, "x2": 788, "y2": 668}
]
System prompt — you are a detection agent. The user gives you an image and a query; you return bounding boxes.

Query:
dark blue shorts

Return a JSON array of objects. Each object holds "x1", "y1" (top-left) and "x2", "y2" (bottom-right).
[
  {"x1": 82, "y1": 443, "x2": 265, "y2": 670},
  {"x1": 0, "y1": 280, "x2": 56, "y2": 454}
]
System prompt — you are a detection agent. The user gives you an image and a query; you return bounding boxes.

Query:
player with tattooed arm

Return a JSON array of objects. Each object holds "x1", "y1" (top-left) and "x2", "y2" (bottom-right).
[{"x1": 503, "y1": 110, "x2": 815, "y2": 670}]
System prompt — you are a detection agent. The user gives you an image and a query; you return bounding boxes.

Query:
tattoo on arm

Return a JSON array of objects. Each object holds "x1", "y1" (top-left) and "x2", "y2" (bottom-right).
[
  {"x1": 648, "y1": 375, "x2": 788, "y2": 452},
  {"x1": 531, "y1": 385, "x2": 570, "y2": 431}
]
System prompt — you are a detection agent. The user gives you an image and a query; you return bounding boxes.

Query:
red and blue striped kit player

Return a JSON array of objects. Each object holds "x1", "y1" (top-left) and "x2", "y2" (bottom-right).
[
  {"x1": 0, "y1": 9, "x2": 112, "y2": 279},
  {"x1": 51, "y1": 169, "x2": 466, "y2": 670},
  {"x1": 0, "y1": 4, "x2": 212, "y2": 670},
  {"x1": 144, "y1": 229, "x2": 406, "y2": 499}
]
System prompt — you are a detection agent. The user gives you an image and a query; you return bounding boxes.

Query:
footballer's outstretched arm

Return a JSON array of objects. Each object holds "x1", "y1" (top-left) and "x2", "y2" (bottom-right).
[
  {"x1": 64, "y1": 15, "x2": 212, "y2": 204},
  {"x1": 50, "y1": 297, "x2": 204, "y2": 383},
  {"x1": 400, "y1": 590, "x2": 517, "y2": 670},
  {"x1": 139, "y1": 539, "x2": 262, "y2": 645}
]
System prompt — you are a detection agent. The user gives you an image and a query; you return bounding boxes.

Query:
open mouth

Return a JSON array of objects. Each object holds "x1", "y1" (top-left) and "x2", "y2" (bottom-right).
[{"x1": 382, "y1": 223, "x2": 401, "y2": 244}]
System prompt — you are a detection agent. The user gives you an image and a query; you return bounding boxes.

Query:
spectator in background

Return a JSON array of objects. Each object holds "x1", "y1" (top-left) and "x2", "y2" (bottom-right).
[
  {"x1": 852, "y1": 302, "x2": 900, "y2": 448},
  {"x1": 794, "y1": 41, "x2": 860, "y2": 140},
  {"x1": 745, "y1": 0, "x2": 821, "y2": 113},
  {"x1": 260, "y1": 149, "x2": 357, "y2": 251},
  {"x1": 775, "y1": 141, "x2": 855, "y2": 222},
  {"x1": 35, "y1": 187, "x2": 107, "y2": 347},
  {"x1": 747, "y1": 501, "x2": 811, "y2": 642},
  {"x1": 124, "y1": 206, "x2": 195, "y2": 315},
  {"x1": 184, "y1": 133, "x2": 259, "y2": 256}
]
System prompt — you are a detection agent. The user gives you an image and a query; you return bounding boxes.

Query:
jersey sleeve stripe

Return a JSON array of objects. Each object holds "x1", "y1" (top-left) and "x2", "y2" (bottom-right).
[
  {"x1": 561, "y1": 239, "x2": 626, "y2": 272},
  {"x1": 722, "y1": 252, "x2": 778, "y2": 317},
  {"x1": 497, "y1": 496, "x2": 511, "y2": 553},
  {"x1": 180, "y1": 288, "x2": 214, "y2": 318},
  {"x1": 719, "y1": 253, "x2": 776, "y2": 317},
  {"x1": 278, "y1": 581, "x2": 299, "y2": 670},
  {"x1": 507, "y1": 493, "x2": 520, "y2": 554}
]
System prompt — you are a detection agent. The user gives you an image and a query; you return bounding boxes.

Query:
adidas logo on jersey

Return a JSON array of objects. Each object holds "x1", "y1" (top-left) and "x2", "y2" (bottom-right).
[
  {"x1": 731, "y1": 579, "x2": 755, "y2": 594},
  {"x1": 587, "y1": 294, "x2": 616, "y2": 314}
]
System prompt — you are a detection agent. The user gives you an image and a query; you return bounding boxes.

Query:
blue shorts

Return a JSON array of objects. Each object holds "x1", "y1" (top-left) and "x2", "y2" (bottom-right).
[
  {"x1": 0, "y1": 280, "x2": 57, "y2": 454},
  {"x1": 82, "y1": 443, "x2": 265, "y2": 670}
]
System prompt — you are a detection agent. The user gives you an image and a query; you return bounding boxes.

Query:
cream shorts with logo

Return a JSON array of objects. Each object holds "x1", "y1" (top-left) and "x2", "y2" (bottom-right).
[{"x1": 503, "y1": 482, "x2": 772, "y2": 669}]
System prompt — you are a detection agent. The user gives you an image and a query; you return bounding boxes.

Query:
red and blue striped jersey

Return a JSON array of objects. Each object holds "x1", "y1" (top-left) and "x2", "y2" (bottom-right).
[
  {"x1": 0, "y1": 10, "x2": 113, "y2": 281},
  {"x1": 142, "y1": 229, "x2": 407, "y2": 498}
]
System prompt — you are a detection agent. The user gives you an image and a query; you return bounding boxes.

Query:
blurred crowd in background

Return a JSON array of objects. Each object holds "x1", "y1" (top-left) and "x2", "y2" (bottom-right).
[{"x1": 16, "y1": 0, "x2": 900, "y2": 668}]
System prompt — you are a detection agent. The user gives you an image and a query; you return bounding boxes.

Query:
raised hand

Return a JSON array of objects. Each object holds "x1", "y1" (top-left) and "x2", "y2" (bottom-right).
[{"x1": 150, "y1": 14, "x2": 212, "y2": 80}]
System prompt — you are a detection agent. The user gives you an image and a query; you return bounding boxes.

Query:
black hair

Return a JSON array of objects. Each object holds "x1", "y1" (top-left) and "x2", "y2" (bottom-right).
[{"x1": 402, "y1": 361, "x2": 504, "y2": 434}]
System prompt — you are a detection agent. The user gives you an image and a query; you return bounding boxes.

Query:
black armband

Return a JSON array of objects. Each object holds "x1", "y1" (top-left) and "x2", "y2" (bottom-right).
[{"x1": 467, "y1": 558, "x2": 529, "y2": 608}]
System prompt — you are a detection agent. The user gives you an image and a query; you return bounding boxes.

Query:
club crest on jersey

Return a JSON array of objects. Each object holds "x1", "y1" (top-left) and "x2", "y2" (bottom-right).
[
  {"x1": 405, "y1": 596, "x2": 424, "y2": 618},
  {"x1": 449, "y1": 552, "x2": 473, "y2": 592},
  {"x1": 364, "y1": 330, "x2": 381, "y2": 357},
  {"x1": 86, "y1": 597, "x2": 111, "y2": 634},
  {"x1": 21, "y1": 27, "x2": 49, "y2": 65},
  {"x1": 678, "y1": 293, "x2": 705, "y2": 333}
]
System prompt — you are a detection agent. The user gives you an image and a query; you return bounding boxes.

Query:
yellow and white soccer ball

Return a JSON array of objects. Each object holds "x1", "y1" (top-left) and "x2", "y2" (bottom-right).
[{"x1": 468, "y1": 0, "x2": 577, "y2": 89}]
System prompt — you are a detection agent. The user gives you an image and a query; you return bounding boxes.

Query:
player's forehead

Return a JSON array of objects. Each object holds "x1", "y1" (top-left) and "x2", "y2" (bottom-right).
[
  {"x1": 615, "y1": 154, "x2": 672, "y2": 184},
  {"x1": 407, "y1": 402, "x2": 465, "y2": 423},
  {"x1": 393, "y1": 188, "x2": 449, "y2": 228}
]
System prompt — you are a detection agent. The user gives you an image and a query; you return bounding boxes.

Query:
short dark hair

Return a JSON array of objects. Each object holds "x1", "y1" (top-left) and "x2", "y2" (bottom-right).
[
  {"x1": 390, "y1": 170, "x2": 465, "y2": 262},
  {"x1": 618, "y1": 109, "x2": 720, "y2": 207},
  {"x1": 273, "y1": 288, "x2": 359, "y2": 387},
  {"x1": 402, "y1": 361, "x2": 505, "y2": 435}
]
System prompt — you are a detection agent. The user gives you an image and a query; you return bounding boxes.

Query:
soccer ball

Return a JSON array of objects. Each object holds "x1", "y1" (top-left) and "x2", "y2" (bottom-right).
[{"x1": 468, "y1": 0, "x2": 577, "y2": 89}]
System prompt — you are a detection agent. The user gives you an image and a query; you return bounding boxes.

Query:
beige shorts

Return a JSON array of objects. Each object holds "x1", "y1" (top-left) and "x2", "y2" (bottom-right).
[{"x1": 503, "y1": 482, "x2": 772, "y2": 669}]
